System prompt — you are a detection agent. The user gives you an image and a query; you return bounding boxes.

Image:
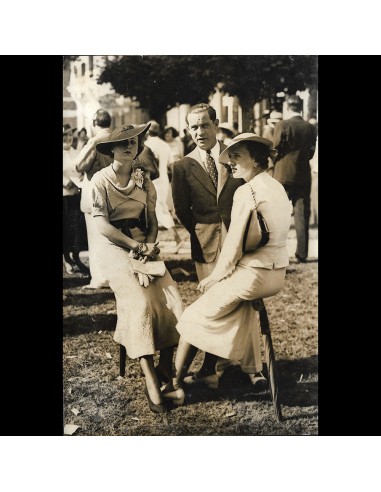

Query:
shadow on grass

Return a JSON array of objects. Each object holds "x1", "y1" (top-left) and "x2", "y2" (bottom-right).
[
  {"x1": 165, "y1": 259, "x2": 198, "y2": 282},
  {"x1": 63, "y1": 313, "x2": 117, "y2": 336},
  {"x1": 177, "y1": 355, "x2": 318, "y2": 412},
  {"x1": 64, "y1": 291, "x2": 116, "y2": 307},
  {"x1": 63, "y1": 275, "x2": 92, "y2": 289}
]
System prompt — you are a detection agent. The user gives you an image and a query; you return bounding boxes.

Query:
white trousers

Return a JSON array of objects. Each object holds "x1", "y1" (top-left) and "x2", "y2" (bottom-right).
[{"x1": 195, "y1": 254, "x2": 262, "y2": 373}]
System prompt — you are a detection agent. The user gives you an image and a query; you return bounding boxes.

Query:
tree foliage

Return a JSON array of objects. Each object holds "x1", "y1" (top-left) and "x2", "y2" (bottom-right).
[{"x1": 98, "y1": 55, "x2": 317, "y2": 121}]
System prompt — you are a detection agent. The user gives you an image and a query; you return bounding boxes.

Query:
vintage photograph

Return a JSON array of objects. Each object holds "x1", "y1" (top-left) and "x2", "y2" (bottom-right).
[{"x1": 63, "y1": 55, "x2": 318, "y2": 436}]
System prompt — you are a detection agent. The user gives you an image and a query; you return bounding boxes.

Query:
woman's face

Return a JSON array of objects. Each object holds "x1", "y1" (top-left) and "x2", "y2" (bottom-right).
[
  {"x1": 112, "y1": 137, "x2": 138, "y2": 163},
  {"x1": 227, "y1": 142, "x2": 254, "y2": 180},
  {"x1": 164, "y1": 129, "x2": 174, "y2": 143}
]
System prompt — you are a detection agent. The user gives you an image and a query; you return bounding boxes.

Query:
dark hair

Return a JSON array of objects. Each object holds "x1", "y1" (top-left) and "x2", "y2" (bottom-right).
[
  {"x1": 241, "y1": 141, "x2": 270, "y2": 169},
  {"x1": 78, "y1": 127, "x2": 87, "y2": 135},
  {"x1": 287, "y1": 95, "x2": 303, "y2": 112},
  {"x1": 164, "y1": 126, "x2": 179, "y2": 138},
  {"x1": 93, "y1": 109, "x2": 112, "y2": 128},
  {"x1": 185, "y1": 103, "x2": 217, "y2": 126}
]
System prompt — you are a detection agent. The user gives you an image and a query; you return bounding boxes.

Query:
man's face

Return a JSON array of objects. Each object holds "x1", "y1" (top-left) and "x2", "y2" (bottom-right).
[
  {"x1": 187, "y1": 110, "x2": 218, "y2": 151},
  {"x1": 63, "y1": 131, "x2": 73, "y2": 150}
]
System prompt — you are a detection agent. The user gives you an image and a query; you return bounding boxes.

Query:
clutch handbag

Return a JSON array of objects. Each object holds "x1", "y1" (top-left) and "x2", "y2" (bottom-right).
[
  {"x1": 242, "y1": 183, "x2": 270, "y2": 253},
  {"x1": 129, "y1": 258, "x2": 166, "y2": 277}
]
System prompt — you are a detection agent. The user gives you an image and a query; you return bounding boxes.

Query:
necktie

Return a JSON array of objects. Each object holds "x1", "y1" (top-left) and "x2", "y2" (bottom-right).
[{"x1": 205, "y1": 150, "x2": 218, "y2": 188}]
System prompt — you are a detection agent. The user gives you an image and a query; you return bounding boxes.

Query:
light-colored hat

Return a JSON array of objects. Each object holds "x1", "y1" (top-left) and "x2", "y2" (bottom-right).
[
  {"x1": 218, "y1": 123, "x2": 236, "y2": 136},
  {"x1": 219, "y1": 132, "x2": 277, "y2": 164},
  {"x1": 267, "y1": 111, "x2": 283, "y2": 124},
  {"x1": 147, "y1": 120, "x2": 160, "y2": 134},
  {"x1": 96, "y1": 123, "x2": 151, "y2": 157}
]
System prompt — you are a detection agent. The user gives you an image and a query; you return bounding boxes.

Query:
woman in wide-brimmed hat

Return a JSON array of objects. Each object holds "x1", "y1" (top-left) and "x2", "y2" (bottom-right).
[
  {"x1": 92, "y1": 123, "x2": 183, "y2": 414},
  {"x1": 162, "y1": 133, "x2": 292, "y2": 405}
]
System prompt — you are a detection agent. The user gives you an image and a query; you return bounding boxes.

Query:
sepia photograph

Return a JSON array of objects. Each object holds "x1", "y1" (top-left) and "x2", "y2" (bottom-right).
[{"x1": 63, "y1": 55, "x2": 318, "y2": 436}]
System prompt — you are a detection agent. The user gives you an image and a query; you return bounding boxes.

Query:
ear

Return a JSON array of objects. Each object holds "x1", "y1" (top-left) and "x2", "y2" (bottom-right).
[{"x1": 214, "y1": 119, "x2": 219, "y2": 127}]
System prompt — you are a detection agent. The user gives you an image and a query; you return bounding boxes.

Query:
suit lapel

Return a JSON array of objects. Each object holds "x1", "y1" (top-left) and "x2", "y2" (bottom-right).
[{"x1": 188, "y1": 148, "x2": 217, "y2": 196}]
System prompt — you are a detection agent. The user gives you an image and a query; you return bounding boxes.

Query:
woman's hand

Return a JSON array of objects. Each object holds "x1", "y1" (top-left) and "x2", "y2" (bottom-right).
[
  {"x1": 197, "y1": 276, "x2": 218, "y2": 293},
  {"x1": 141, "y1": 242, "x2": 160, "y2": 262}
]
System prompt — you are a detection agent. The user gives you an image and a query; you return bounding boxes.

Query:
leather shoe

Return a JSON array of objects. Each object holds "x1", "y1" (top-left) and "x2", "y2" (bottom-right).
[
  {"x1": 161, "y1": 382, "x2": 185, "y2": 406},
  {"x1": 183, "y1": 372, "x2": 219, "y2": 390},
  {"x1": 295, "y1": 254, "x2": 307, "y2": 263},
  {"x1": 144, "y1": 385, "x2": 166, "y2": 414},
  {"x1": 248, "y1": 372, "x2": 267, "y2": 390}
]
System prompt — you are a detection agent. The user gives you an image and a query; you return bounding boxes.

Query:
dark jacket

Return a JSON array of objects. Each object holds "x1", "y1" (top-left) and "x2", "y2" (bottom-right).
[
  {"x1": 273, "y1": 116, "x2": 317, "y2": 190},
  {"x1": 172, "y1": 144, "x2": 244, "y2": 263}
]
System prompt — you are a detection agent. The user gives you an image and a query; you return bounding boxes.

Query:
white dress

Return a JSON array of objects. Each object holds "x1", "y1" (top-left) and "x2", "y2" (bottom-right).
[{"x1": 91, "y1": 166, "x2": 183, "y2": 359}]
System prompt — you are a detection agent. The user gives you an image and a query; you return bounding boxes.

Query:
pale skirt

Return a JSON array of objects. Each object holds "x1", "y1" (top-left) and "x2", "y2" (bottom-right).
[
  {"x1": 176, "y1": 265, "x2": 286, "y2": 361},
  {"x1": 96, "y1": 235, "x2": 183, "y2": 359}
]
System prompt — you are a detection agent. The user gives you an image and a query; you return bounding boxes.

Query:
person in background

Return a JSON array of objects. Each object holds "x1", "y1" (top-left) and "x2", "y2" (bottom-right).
[
  {"x1": 63, "y1": 124, "x2": 89, "y2": 275},
  {"x1": 145, "y1": 120, "x2": 183, "y2": 252},
  {"x1": 216, "y1": 122, "x2": 236, "y2": 145},
  {"x1": 171, "y1": 103, "x2": 266, "y2": 389},
  {"x1": 164, "y1": 133, "x2": 292, "y2": 405},
  {"x1": 162, "y1": 126, "x2": 184, "y2": 224},
  {"x1": 73, "y1": 109, "x2": 113, "y2": 289},
  {"x1": 309, "y1": 119, "x2": 318, "y2": 227},
  {"x1": 262, "y1": 110, "x2": 283, "y2": 176},
  {"x1": 163, "y1": 126, "x2": 184, "y2": 165},
  {"x1": 181, "y1": 127, "x2": 196, "y2": 154},
  {"x1": 273, "y1": 95, "x2": 317, "y2": 263},
  {"x1": 76, "y1": 127, "x2": 89, "y2": 151},
  {"x1": 262, "y1": 110, "x2": 283, "y2": 141},
  {"x1": 92, "y1": 123, "x2": 183, "y2": 414}
]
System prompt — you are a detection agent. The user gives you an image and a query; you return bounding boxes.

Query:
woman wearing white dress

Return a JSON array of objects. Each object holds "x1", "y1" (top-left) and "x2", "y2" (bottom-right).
[
  {"x1": 92, "y1": 123, "x2": 183, "y2": 413},
  {"x1": 162, "y1": 133, "x2": 292, "y2": 405}
]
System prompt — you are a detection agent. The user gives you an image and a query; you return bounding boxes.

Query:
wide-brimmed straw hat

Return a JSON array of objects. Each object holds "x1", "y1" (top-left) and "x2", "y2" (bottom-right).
[
  {"x1": 219, "y1": 132, "x2": 277, "y2": 164},
  {"x1": 63, "y1": 123, "x2": 76, "y2": 135},
  {"x1": 96, "y1": 123, "x2": 151, "y2": 157}
]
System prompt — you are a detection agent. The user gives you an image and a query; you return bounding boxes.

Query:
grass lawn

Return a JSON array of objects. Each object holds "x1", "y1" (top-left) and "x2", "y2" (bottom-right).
[{"x1": 63, "y1": 254, "x2": 318, "y2": 436}]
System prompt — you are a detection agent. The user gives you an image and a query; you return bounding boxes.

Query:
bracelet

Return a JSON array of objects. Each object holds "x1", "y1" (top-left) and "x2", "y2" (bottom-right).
[{"x1": 135, "y1": 242, "x2": 148, "y2": 255}]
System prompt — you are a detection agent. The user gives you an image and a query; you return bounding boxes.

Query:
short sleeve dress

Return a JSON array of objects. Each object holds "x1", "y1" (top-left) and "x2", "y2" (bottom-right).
[{"x1": 91, "y1": 164, "x2": 182, "y2": 359}]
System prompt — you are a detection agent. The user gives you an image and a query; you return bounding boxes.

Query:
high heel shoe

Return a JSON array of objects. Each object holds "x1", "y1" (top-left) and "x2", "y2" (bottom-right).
[
  {"x1": 144, "y1": 385, "x2": 166, "y2": 414},
  {"x1": 161, "y1": 382, "x2": 185, "y2": 406},
  {"x1": 183, "y1": 372, "x2": 220, "y2": 390}
]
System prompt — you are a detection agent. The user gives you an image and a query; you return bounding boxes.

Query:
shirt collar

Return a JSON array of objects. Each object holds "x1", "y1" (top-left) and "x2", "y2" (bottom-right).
[{"x1": 198, "y1": 140, "x2": 220, "y2": 165}]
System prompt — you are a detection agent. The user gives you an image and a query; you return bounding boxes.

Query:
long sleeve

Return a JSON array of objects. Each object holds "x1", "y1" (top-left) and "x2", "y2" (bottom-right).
[
  {"x1": 272, "y1": 121, "x2": 286, "y2": 163},
  {"x1": 73, "y1": 137, "x2": 97, "y2": 173},
  {"x1": 209, "y1": 187, "x2": 252, "y2": 282}
]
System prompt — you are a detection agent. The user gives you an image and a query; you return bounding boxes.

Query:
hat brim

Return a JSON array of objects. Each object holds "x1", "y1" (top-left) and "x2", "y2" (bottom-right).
[
  {"x1": 96, "y1": 123, "x2": 151, "y2": 157},
  {"x1": 219, "y1": 133, "x2": 277, "y2": 164},
  {"x1": 63, "y1": 127, "x2": 76, "y2": 135}
]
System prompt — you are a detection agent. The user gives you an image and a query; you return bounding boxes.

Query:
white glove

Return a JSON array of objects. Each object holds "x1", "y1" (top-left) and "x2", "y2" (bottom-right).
[{"x1": 137, "y1": 272, "x2": 150, "y2": 288}]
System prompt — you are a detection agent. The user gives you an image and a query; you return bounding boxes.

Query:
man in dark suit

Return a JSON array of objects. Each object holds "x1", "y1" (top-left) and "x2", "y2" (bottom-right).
[
  {"x1": 273, "y1": 95, "x2": 317, "y2": 263},
  {"x1": 172, "y1": 103, "x2": 267, "y2": 389}
]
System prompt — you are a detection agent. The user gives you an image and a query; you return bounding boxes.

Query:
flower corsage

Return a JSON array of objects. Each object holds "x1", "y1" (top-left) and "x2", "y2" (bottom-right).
[{"x1": 131, "y1": 164, "x2": 148, "y2": 190}]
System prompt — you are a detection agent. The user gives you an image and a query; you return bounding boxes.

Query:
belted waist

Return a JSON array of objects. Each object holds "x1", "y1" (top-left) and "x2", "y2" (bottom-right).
[{"x1": 110, "y1": 218, "x2": 140, "y2": 238}]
